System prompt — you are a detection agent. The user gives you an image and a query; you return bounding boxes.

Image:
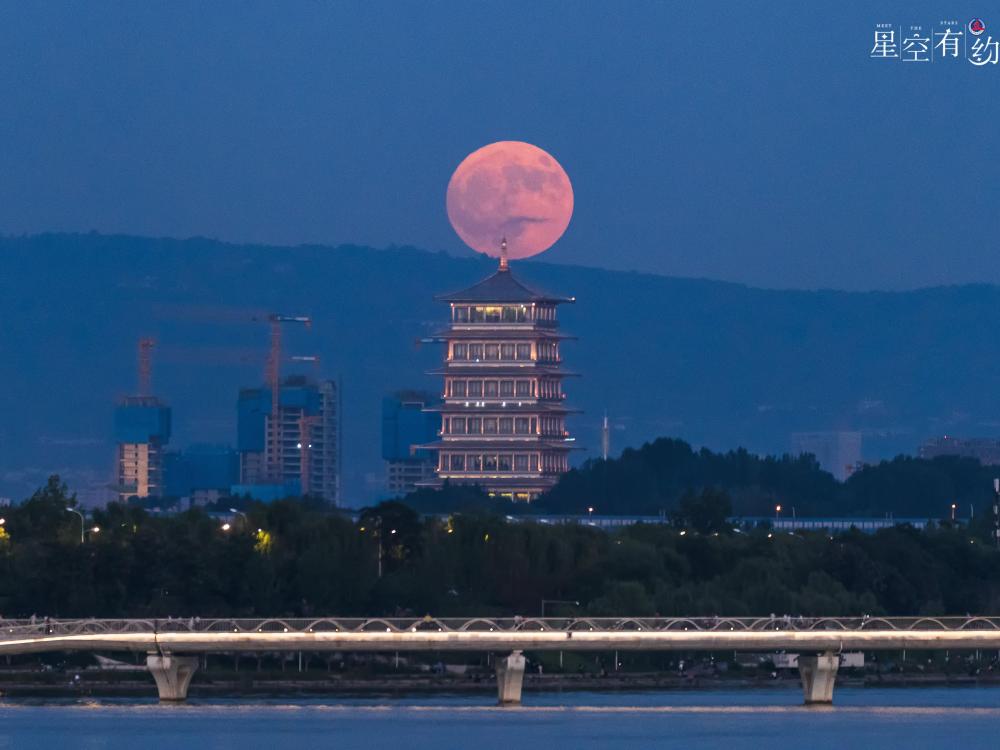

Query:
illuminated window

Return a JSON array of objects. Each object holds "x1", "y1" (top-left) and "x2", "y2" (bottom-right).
[{"x1": 499, "y1": 306, "x2": 527, "y2": 323}]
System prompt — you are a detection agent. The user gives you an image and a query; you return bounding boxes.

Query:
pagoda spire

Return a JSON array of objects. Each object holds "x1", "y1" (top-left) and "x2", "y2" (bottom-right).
[{"x1": 499, "y1": 237, "x2": 509, "y2": 271}]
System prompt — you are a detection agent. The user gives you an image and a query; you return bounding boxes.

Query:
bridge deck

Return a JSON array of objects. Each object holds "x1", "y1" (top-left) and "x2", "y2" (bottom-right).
[{"x1": 3, "y1": 616, "x2": 1000, "y2": 655}]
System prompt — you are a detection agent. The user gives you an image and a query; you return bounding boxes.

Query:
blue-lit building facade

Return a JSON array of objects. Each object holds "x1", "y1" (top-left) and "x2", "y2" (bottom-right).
[
  {"x1": 164, "y1": 444, "x2": 239, "y2": 500},
  {"x1": 237, "y1": 375, "x2": 341, "y2": 504},
  {"x1": 114, "y1": 396, "x2": 172, "y2": 501},
  {"x1": 382, "y1": 391, "x2": 440, "y2": 495}
]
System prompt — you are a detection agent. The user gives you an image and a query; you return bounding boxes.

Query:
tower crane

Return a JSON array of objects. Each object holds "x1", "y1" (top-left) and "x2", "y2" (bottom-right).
[{"x1": 260, "y1": 314, "x2": 312, "y2": 482}]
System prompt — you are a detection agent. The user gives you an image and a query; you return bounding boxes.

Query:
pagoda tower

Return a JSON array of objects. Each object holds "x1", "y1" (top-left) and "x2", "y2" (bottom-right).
[{"x1": 420, "y1": 240, "x2": 577, "y2": 501}]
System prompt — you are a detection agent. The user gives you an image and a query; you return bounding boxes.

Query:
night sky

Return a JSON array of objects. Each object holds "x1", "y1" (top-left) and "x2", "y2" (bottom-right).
[{"x1": 0, "y1": 2, "x2": 997, "y2": 290}]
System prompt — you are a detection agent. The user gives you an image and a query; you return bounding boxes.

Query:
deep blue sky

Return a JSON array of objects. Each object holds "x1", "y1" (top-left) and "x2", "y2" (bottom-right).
[{"x1": 0, "y1": 2, "x2": 996, "y2": 290}]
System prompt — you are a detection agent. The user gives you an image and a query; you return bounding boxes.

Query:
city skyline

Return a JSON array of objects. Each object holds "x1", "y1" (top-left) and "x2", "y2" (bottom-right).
[
  {"x1": 1, "y1": 3, "x2": 998, "y2": 506},
  {"x1": 7, "y1": 232, "x2": 1000, "y2": 507}
]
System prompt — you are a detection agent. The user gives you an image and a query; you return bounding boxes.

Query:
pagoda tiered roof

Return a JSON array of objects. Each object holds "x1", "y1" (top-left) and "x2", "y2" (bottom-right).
[
  {"x1": 429, "y1": 402, "x2": 580, "y2": 414},
  {"x1": 428, "y1": 365, "x2": 578, "y2": 376},
  {"x1": 436, "y1": 267, "x2": 574, "y2": 304},
  {"x1": 417, "y1": 438, "x2": 578, "y2": 451},
  {"x1": 430, "y1": 328, "x2": 574, "y2": 340}
]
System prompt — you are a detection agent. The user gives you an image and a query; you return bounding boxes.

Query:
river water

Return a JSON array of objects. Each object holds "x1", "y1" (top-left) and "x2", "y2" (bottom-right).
[{"x1": 2, "y1": 687, "x2": 999, "y2": 749}]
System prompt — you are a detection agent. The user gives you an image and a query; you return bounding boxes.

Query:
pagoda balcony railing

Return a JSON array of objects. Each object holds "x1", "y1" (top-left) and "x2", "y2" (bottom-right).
[
  {"x1": 436, "y1": 433, "x2": 570, "y2": 440},
  {"x1": 442, "y1": 399, "x2": 559, "y2": 407},
  {"x1": 437, "y1": 472, "x2": 564, "y2": 480},
  {"x1": 450, "y1": 320, "x2": 559, "y2": 329},
  {"x1": 437, "y1": 433, "x2": 551, "y2": 439},
  {"x1": 446, "y1": 358, "x2": 562, "y2": 365}
]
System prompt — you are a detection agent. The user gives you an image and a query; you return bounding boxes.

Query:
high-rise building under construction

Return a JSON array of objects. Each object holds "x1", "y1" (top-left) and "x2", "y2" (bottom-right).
[
  {"x1": 114, "y1": 338, "x2": 171, "y2": 501},
  {"x1": 115, "y1": 396, "x2": 171, "y2": 501},
  {"x1": 236, "y1": 376, "x2": 341, "y2": 504}
]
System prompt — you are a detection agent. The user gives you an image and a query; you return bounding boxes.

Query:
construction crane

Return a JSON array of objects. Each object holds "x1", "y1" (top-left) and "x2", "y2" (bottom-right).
[
  {"x1": 262, "y1": 314, "x2": 312, "y2": 482},
  {"x1": 137, "y1": 337, "x2": 156, "y2": 397}
]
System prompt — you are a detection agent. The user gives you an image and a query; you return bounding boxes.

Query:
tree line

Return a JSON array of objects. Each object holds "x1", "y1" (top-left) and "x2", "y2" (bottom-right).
[
  {"x1": 2, "y1": 475, "x2": 1000, "y2": 619},
  {"x1": 533, "y1": 438, "x2": 1000, "y2": 518}
]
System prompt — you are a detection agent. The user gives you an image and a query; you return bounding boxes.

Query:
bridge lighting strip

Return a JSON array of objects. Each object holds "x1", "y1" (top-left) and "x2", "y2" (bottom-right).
[{"x1": 4, "y1": 629, "x2": 1000, "y2": 655}]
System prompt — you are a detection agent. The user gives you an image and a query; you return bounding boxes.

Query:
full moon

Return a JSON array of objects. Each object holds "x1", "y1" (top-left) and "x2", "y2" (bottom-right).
[{"x1": 446, "y1": 141, "x2": 573, "y2": 260}]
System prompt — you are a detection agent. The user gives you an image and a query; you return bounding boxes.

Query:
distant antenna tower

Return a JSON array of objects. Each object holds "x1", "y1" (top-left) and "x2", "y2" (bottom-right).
[
  {"x1": 137, "y1": 337, "x2": 155, "y2": 396},
  {"x1": 601, "y1": 411, "x2": 610, "y2": 461},
  {"x1": 994, "y1": 478, "x2": 999, "y2": 549}
]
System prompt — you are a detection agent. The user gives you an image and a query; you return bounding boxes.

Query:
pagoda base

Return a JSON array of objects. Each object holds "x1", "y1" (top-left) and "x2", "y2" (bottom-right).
[{"x1": 415, "y1": 476, "x2": 557, "y2": 501}]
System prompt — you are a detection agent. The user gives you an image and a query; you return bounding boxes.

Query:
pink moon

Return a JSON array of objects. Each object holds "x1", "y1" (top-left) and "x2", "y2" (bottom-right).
[{"x1": 446, "y1": 141, "x2": 574, "y2": 260}]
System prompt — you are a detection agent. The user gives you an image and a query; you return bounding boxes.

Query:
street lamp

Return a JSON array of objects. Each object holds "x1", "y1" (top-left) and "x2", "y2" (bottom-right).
[
  {"x1": 587, "y1": 506, "x2": 595, "y2": 518},
  {"x1": 0, "y1": 517, "x2": 5, "y2": 526},
  {"x1": 366, "y1": 515, "x2": 383, "y2": 579},
  {"x1": 775, "y1": 504, "x2": 782, "y2": 521},
  {"x1": 951, "y1": 503, "x2": 957, "y2": 522},
  {"x1": 229, "y1": 508, "x2": 248, "y2": 530},
  {"x1": 221, "y1": 523, "x2": 232, "y2": 532},
  {"x1": 65, "y1": 508, "x2": 85, "y2": 544}
]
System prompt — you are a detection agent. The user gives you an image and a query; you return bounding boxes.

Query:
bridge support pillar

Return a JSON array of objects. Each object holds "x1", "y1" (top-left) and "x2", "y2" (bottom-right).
[
  {"x1": 798, "y1": 652, "x2": 839, "y2": 705},
  {"x1": 496, "y1": 650, "x2": 525, "y2": 706},
  {"x1": 147, "y1": 654, "x2": 199, "y2": 701}
]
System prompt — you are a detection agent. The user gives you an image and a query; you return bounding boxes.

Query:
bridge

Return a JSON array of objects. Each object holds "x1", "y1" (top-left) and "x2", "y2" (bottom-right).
[{"x1": 4, "y1": 615, "x2": 1000, "y2": 704}]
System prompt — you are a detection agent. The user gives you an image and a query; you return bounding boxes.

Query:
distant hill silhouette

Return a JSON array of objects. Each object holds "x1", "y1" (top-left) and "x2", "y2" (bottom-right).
[{"x1": 2, "y1": 232, "x2": 1000, "y2": 505}]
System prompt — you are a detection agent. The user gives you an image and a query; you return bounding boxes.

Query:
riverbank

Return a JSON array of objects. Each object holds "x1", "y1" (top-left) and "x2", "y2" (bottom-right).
[{"x1": 3, "y1": 669, "x2": 1000, "y2": 699}]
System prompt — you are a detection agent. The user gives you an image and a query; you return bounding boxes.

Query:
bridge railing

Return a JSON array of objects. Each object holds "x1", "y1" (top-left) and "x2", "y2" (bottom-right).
[{"x1": 4, "y1": 615, "x2": 1000, "y2": 640}]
